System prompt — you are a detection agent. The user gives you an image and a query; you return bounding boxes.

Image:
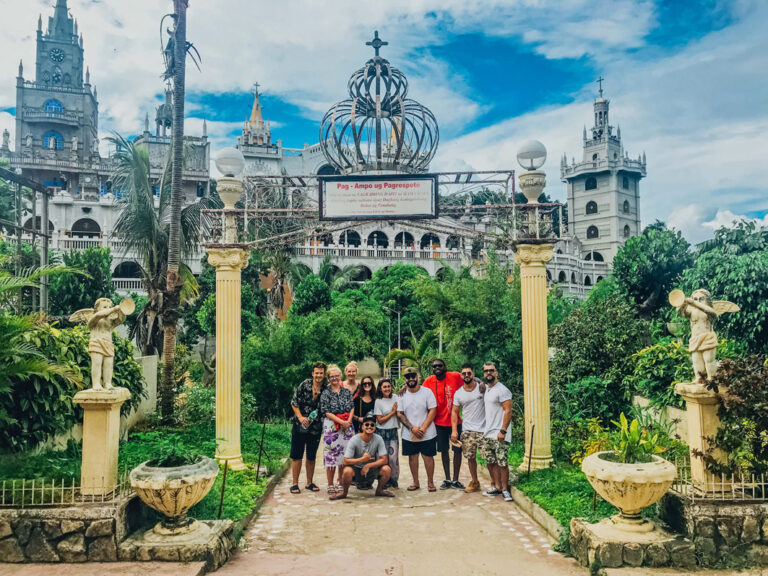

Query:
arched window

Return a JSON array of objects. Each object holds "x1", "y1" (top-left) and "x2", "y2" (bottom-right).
[
  {"x1": 316, "y1": 233, "x2": 333, "y2": 246},
  {"x1": 592, "y1": 153, "x2": 598, "y2": 162},
  {"x1": 597, "y1": 276, "x2": 604, "y2": 283},
  {"x1": 420, "y1": 233, "x2": 440, "y2": 249},
  {"x1": 367, "y1": 231, "x2": 389, "y2": 248},
  {"x1": 23, "y1": 217, "x2": 54, "y2": 234},
  {"x1": 589, "y1": 251, "x2": 605, "y2": 262},
  {"x1": 351, "y1": 266, "x2": 372, "y2": 282},
  {"x1": 546, "y1": 270, "x2": 552, "y2": 282},
  {"x1": 571, "y1": 272, "x2": 577, "y2": 284},
  {"x1": 624, "y1": 224, "x2": 631, "y2": 238},
  {"x1": 623, "y1": 200, "x2": 630, "y2": 213},
  {"x1": 394, "y1": 231, "x2": 415, "y2": 248},
  {"x1": 585, "y1": 177, "x2": 597, "y2": 191},
  {"x1": 587, "y1": 226, "x2": 599, "y2": 239},
  {"x1": 113, "y1": 261, "x2": 142, "y2": 278},
  {"x1": 446, "y1": 235, "x2": 461, "y2": 250},
  {"x1": 622, "y1": 176, "x2": 629, "y2": 189},
  {"x1": 71, "y1": 218, "x2": 101, "y2": 238},
  {"x1": 43, "y1": 131, "x2": 63, "y2": 150},
  {"x1": 316, "y1": 164, "x2": 338, "y2": 176},
  {"x1": 339, "y1": 230, "x2": 361, "y2": 247},
  {"x1": 584, "y1": 276, "x2": 592, "y2": 287},
  {"x1": 586, "y1": 201, "x2": 598, "y2": 215},
  {"x1": 44, "y1": 99, "x2": 63, "y2": 115},
  {"x1": 558, "y1": 271, "x2": 566, "y2": 283}
]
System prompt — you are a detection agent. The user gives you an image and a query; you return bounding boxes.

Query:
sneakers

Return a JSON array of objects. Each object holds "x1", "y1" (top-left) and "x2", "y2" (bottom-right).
[
  {"x1": 502, "y1": 490, "x2": 514, "y2": 502},
  {"x1": 439, "y1": 479, "x2": 453, "y2": 490},
  {"x1": 451, "y1": 480, "x2": 465, "y2": 490},
  {"x1": 483, "y1": 488, "x2": 502, "y2": 497},
  {"x1": 464, "y1": 480, "x2": 481, "y2": 493}
]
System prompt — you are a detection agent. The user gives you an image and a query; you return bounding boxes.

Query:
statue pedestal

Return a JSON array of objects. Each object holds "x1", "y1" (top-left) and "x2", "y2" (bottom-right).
[
  {"x1": 515, "y1": 243, "x2": 554, "y2": 471},
  {"x1": 73, "y1": 387, "x2": 131, "y2": 496},
  {"x1": 675, "y1": 381, "x2": 726, "y2": 492}
]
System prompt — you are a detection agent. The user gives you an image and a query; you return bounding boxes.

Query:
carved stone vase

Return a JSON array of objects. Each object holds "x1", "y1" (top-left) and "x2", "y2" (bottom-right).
[
  {"x1": 581, "y1": 451, "x2": 676, "y2": 533},
  {"x1": 130, "y1": 457, "x2": 219, "y2": 536}
]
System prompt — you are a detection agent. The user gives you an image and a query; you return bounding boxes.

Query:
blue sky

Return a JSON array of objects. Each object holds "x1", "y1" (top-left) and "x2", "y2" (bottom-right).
[{"x1": 1, "y1": 0, "x2": 767, "y2": 242}]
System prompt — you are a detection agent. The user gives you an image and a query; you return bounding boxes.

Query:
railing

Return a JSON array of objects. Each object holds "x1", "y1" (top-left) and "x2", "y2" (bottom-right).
[
  {"x1": 292, "y1": 245, "x2": 467, "y2": 261},
  {"x1": 23, "y1": 108, "x2": 82, "y2": 124},
  {"x1": 0, "y1": 472, "x2": 132, "y2": 508},
  {"x1": 671, "y1": 458, "x2": 768, "y2": 502},
  {"x1": 112, "y1": 278, "x2": 144, "y2": 293}
]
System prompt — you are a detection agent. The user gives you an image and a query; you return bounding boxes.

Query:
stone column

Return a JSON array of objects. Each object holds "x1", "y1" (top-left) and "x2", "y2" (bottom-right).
[
  {"x1": 675, "y1": 382, "x2": 726, "y2": 492},
  {"x1": 515, "y1": 243, "x2": 554, "y2": 471},
  {"x1": 207, "y1": 247, "x2": 250, "y2": 470},
  {"x1": 73, "y1": 387, "x2": 131, "y2": 495}
]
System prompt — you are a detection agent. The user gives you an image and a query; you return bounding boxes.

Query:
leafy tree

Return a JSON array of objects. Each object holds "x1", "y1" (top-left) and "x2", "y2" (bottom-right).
[
  {"x1": 364, "y1": 263, "x2": 434, "y2": 348},
  {"x1": 680, "y1": 224, "x2": 768, "y2": 354},
  {"x1": 612, "y1": 225, "x2": 693, "y2": 317},
  {"x1": 49, "y1": 246, "x2": 115, "y2": 316},
  {"x1": 383, "y1": 329, "x2": 438, "y2": 380},
  {"x1": 291, "y1": 274, "x2": 331, "y2": 316},
  {"x1": 550, "y1": 283, "x2": 650, "y2": 408}
]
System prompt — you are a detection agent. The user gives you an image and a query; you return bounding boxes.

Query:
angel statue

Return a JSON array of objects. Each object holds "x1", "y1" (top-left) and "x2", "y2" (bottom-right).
[
  {"x1": 70, "y1": 297, "x2": 135, "y2": 390},
  {"x1": 669, "y1": 289, "x2": 739, "y2": 382}
]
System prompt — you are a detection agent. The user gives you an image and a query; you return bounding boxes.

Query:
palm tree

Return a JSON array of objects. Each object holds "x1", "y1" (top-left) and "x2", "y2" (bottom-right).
[
  {"x1": 382, "y1": 328, "x2": 438, "y2": 382},
  {"x1": 109, "y1": 133, "x2": 215, "y2": 420},
  {"x1": 289, "y1": 256, "x2": 363, "y2": 293}
]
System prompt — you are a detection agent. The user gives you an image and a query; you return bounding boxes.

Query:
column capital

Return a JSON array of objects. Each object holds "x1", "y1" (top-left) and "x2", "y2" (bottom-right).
[
  {"x1": 514, "y1": 243, "x2": 554, "y2": 266},
  {"x1": 207, "y1": 247, "x2": 250, "y2": 271}
]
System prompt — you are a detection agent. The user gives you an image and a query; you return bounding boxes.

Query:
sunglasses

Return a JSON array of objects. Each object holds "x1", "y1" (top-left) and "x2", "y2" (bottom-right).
[
  {"x1": 404, "y1": 373, "x2": 418, "y2": 379},
  {"x1": 483, "y1": 369, "x2": 496, "y2": 373},
  {"x1": 362, "y1": 422, "x2": 376, "y2": 428},
  {"x1": 362, "y1": 382, "x2": 374, "y2": 386},
  {"x1": 431, "y1": 364, "x2": 445, "y2": 369},
  {"x1": 461, "y1": 371, "x2": 473, "y2": 376}
]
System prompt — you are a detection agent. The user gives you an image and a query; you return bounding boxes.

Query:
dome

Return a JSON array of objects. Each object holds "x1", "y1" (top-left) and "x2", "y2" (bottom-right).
[{"x1": 319, "y1": 32, "x2": 439, "y2": 174}]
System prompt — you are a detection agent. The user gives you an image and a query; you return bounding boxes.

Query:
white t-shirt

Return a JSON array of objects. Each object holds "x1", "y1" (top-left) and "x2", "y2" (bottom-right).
[
  {"x1": 398, "y1": 386, "x2": 437, "y2": 442},
  {"x1": 483, "y1": 382, "x2": 512, "y2": 440},
  {"x1": 453, "y1": 385, "x2": 486, "y2": 433},
  {"x1": 374, "y1": 397, "x2": 399, "y2": 430}
]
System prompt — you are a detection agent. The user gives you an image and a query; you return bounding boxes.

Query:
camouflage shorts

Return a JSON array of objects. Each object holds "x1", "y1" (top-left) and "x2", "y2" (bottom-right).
[
  {"x1": 459, "y1": 430, "x2": 484, "y2": 460},
  {"x1": 480, "y1": 438, "x2": 509, "y2": 466}
]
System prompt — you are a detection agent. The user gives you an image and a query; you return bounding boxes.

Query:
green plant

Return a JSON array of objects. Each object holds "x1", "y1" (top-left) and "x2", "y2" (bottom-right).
[
  {"x1": 290, "y1": 274, "x2": 331, "y2": 316},
  {"x1": 48, "y1": 246, "x2": 115, "y2": 316},
  {"x1": 609, "y1": 413, "x2": 666, "y2": 464},
  {"x1": 552, "y1": 376, "x2": 626, "y2": 422}
]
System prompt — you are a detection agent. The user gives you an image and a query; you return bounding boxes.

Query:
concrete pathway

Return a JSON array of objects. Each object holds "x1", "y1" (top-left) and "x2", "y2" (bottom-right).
[
  {"x1": 0, "y1": 562, "x2": 205, "y2": 576},
  {"x1": 217, "y1": 461, "x2": 584, "y2": 576}
]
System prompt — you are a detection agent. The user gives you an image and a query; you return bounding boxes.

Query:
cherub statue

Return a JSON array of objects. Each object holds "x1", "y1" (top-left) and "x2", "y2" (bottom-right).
[
  {"x1": 669, "y1": 289, "x2": 739, "y2": 382},
  {"x1": 70, "y1": 297, "x2": 135, "y2": 390}
]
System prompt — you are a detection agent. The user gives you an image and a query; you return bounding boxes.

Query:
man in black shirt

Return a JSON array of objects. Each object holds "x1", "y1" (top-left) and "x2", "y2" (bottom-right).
[{"x1": 289, "y1": 361, "x2": 327, "y2": 494}]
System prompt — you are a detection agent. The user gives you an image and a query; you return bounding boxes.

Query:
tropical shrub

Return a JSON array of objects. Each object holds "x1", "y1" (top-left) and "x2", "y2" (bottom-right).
[
  {"x1": 48, "y1": 246, "x2": 115, "y2": 316},
  {"x1": 552, "y1": 376, "x2": 625, "y2": 422},
  {"x1": 291, "y1": 275, "x2": 331, "y2": 316},
  {"x1": 0, "y1": 324, "x2": 145, "y2": 451}
]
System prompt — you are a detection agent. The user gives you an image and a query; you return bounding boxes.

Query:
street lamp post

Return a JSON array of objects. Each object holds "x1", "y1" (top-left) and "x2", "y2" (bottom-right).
[{"x1": 383, "y1": 305, "x2": 401, "y2": 378}]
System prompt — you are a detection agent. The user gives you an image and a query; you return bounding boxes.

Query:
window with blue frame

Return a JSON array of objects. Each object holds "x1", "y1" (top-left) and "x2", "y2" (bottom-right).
[
  {"x1": 44, "y1": 99, "x2": 63, "y2": 115},
  {"x1": 43, "y1": 131, "x2": 63, "y2": 149}
]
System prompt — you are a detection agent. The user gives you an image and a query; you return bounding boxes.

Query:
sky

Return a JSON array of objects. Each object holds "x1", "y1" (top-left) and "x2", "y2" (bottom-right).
[{"x1": 0, "y1": 0, "x2": 766, "y2": 243}]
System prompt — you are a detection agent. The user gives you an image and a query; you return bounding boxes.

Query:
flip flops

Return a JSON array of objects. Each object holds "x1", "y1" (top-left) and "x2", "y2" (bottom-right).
[
  {"x1": 305, "y1": 483, "x2": 320, "y2": 492},
  {"x1": 407, "y1": 484, "x2": 421, "y2": 491},
  {"x1": 290, "y1": 485, "x2": 301, "y2": 494}
]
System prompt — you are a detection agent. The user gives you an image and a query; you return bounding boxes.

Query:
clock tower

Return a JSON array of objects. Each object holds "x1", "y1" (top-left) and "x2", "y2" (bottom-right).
[{"x1": 14, "y1": 0, "x2": 99, "y2": 192}]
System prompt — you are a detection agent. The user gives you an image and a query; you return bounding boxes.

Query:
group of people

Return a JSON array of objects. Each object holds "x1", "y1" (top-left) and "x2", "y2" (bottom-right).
[{"x1": 289, "y1": 359, "x2": 514, "y2": 503}]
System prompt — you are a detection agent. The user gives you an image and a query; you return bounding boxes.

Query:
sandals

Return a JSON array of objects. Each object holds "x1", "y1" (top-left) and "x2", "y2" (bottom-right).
[
  {"x1": 290, "y1": 485, "x2": 301, "y2": 494},
  {"x1": 327, "y1": 485, "x2": 337, "y2": 495},
  {"x1": 407, "y1": 484, "x2": 421, "y2": 491},
  {"x1": 305, "y1": 483, "x2": 320, "y2": 492},
  {"x1": 427, "y1": 484, "x2": 437, "y2": 492},
  {"x1": 375, "y1": 490, "x2": 395, "y2": 498}
]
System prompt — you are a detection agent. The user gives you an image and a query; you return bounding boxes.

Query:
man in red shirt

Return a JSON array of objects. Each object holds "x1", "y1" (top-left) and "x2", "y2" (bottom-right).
[{"x1": 423, "y1": 358, "x2": 464, "y2": 489}]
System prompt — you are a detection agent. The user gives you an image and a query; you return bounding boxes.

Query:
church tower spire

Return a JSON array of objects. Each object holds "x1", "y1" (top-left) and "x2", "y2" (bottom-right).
[
  {"x1": 249, "y1": 83, "x2": 264, "y2": 125},
  {"x1": 238, "y1": 82, "x2": 271, "y2": 147}
]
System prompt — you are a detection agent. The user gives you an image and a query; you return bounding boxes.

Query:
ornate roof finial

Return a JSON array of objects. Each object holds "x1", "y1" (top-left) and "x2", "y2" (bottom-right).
[
  {"x1": 18, "y1": 59, "x2": 23, "y2": 78},
  {"x1": 366, "y1": 30, "x2": 388, "y2": 57},
  {"x1": 144, "y1": 112, "x2": 149, "y2": 132},
  {"x1": 38, "y1": 14, "x2": 42, "y2": 31},
  {"x1": 249, "y1": 82, "x2": 264, "y2": 125},
  {"x1": 85, "y1": 66, "x2": 90, "y2": 84},
  {"x1": 202, "y1": 119, "x2": 207, "y2": 137},
  {"x1": 596, "y1": 75, "x2": 604, "y2": 98},
  {"x1": 79, "y1": 32, "x2": 83, "y2": 48}
]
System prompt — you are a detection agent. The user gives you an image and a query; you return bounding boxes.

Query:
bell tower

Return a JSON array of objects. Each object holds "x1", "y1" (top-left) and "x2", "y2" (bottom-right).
[{"x1": 560, "y1": 79, "x2": 646, "y2": 262}]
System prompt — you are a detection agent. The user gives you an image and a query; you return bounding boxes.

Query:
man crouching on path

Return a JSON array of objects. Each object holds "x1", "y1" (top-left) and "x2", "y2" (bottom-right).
[{"x1": 330, "y1": 413, "x2": 393, "y2": 500}]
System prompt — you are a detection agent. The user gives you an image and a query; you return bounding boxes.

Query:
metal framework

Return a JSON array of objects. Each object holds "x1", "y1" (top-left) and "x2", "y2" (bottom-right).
[
  {"x1": 201, "y1": 169, "x2": 565, "y2": 253},
  {"x1": 319, "y1": 32, "x2": 439, "y2": 174}
]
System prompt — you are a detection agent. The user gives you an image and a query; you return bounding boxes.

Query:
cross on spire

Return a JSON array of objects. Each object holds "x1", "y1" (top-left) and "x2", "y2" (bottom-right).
[
  {"x1": 366, "y1": 30, "x2": 388, "y2": 57},
  {"x1": 596, "y1": 76, "x2": 604, "y2": 98},
  {"x1": 252, "y1": 82, "x2": 260, "y2": 95}
]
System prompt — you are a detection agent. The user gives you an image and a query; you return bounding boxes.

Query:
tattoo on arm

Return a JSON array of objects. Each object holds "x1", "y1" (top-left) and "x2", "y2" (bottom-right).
[{"x1": 397, "y1": 412, "x2": 413, "y2": 431}]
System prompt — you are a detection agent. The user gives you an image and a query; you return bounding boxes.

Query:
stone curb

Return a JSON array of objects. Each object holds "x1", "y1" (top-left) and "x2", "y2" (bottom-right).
[
  {"x1": 507, "y1": 483, "x2": 565, "y2": 541},
  {"x1": 233, "y1": 458, "x2": 290, "y2": 536}
]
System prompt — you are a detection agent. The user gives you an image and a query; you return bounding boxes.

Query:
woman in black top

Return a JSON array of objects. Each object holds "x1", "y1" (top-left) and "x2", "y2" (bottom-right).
[{"x1": 353, "y1": 377, "x2": 376, "y2": 433}]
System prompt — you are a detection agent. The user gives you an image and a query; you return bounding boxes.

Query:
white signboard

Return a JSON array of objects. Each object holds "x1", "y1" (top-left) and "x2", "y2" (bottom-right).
[{"x1": 319, "y1": 175, "x2": 438, "y2": 220}]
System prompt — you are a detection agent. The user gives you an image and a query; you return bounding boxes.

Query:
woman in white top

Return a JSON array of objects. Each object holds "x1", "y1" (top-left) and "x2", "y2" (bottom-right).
[
  {"x1": 343, "y1": 361, "x2": 360, "y2": 398},
  {"x1": 374, "y1": 378, "x2": 400, "y2": 488}
]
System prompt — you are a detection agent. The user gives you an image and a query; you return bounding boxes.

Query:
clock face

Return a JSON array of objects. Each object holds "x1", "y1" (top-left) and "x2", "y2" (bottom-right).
[{"x1": 49, "y1": 48, "x2": 65, "y2": 62}]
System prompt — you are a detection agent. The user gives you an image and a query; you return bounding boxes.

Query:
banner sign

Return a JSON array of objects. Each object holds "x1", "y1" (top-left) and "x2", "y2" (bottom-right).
[{"x1": 319, "y1": 174, "x2": 438, "y2": 220}]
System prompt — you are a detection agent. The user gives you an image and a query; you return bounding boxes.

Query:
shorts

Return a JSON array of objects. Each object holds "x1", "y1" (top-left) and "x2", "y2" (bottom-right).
[
  {"x1": 289, "y1": 423, "x2": 321, "y2": 462},
  {"x1": 351, "y1": 466, "x2": 381, "y2": 485},
  {"x1": 480, "y1": 438, "x2": 509, "y2": 466},
  {"x1": 459, "y1": 430, "x2": 484, "y2": 460},
  {"x1": 436, "y1": 424, "x2": 461, "y2": 454},
  {"x1": 402, "y1": 437, "x2": 437, "y2": 457}
]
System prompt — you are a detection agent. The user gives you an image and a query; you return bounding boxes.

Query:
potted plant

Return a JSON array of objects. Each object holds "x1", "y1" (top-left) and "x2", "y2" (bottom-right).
[
  {"x1": 129, "y1": 439, "x2": 219, "y2": 536},
  {"x1": 581, "y1": 413, "x2": 676, "y2": 533}
]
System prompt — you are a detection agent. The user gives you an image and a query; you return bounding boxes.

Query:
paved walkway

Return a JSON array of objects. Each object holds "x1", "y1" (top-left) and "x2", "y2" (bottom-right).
[{"x1": 217, "y1": 461, "x2": 584, "y2": 576}]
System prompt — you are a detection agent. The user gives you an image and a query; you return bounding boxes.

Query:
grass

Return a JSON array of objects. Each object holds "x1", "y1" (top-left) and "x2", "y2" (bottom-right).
[{"x1": 0, "y1": 420, "x2": 292, "y2": 521}]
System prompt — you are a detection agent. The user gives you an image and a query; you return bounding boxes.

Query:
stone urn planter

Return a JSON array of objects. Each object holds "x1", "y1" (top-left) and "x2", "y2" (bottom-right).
[
  {"x1": 130, "y1": 457, "x2": 219, "y2": 536},
  {"x1": 581, "y1": 451, "x2": 676, "y2": 533}
]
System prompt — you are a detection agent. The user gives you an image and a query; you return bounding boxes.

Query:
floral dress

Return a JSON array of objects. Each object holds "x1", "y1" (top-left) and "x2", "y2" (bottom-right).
[{"x1": 320, "y1": 386, "x2": 355, "y2": 468}]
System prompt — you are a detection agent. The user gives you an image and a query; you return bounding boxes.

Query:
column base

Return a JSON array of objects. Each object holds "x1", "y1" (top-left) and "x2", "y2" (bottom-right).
[
  {"x1": 518, "y1": 455, "x2": 553, "y2": 472},
  {"x1": 216, "y1": 455, "x2": 247, "y2": 471}
]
